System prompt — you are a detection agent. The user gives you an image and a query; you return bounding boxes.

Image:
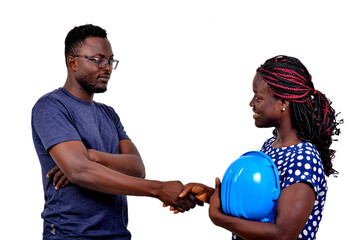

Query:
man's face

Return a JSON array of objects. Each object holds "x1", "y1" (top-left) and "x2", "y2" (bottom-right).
[{"x1": 74, "y1": 37, "x2": 114, "y2": 94}]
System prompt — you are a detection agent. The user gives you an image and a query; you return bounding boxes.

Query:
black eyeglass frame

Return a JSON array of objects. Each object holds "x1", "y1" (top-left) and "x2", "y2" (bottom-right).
[{"x1": 72, "y1": 56, "x2": 119, "y2": 70}]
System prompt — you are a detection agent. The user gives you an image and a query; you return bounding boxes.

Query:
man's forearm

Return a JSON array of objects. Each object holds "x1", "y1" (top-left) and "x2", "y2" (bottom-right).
[{"x1": 88, "y1": 149, "x2": 145, "y2": 178}]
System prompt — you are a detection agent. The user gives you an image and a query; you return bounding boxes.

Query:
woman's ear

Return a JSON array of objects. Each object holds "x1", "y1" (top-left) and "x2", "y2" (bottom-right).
[{"x1": 280, "y1": 99, "x2": 290, "y2": 112}]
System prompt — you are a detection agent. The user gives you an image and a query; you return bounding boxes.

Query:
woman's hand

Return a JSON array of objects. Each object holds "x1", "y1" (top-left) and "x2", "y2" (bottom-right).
[
  {"x1": 209, "y1": 177, "x2": 224, "y2": 226},
  {"x1": 179, "y1": 182, "x2": 215, "y2": 203}
]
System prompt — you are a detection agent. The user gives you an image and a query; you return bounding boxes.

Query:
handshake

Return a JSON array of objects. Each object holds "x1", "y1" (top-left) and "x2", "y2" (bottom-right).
[
  {"x1": 159, "y1": 180, "x2": 219, "y2": 214},
  {"x1": 47, "y1": 165, "x2": 221, "y2": 215}
]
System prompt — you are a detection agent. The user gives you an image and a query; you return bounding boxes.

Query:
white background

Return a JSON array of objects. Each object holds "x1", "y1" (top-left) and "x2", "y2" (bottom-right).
[{"x1": 1, "y1": 0, "x2": 358, "y2": 239}]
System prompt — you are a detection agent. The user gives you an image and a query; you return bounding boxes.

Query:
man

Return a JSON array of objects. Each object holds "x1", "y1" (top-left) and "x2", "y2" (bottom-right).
[{"x1": 32, "y1": 24, "x2": 196, "y2": 239}]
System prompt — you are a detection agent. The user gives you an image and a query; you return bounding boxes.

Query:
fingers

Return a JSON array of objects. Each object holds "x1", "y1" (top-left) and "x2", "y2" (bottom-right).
[
  {"x1": 179, "y1": 185, "x2": 204, "y2": 206},
  {"x1": 54, "y1": 175, "x2": 68, "y2": 190},
  {"x1": 47, "y1": 165, "x2": 70, "y2": 190},
  {"x1": 46, "y1": 165, "x2": 60, "y2": 178},
  {"x1": 188, "y1": 193, "x2": 204, "y2": 206},
  {"x1": 212, "y1": 177, "x2": 221, "y2": 195},
  {"x1": 53, "y1": 170, "x2": 64, "y2": 187},
  {"x1": 179, "y1": 185, "x2": 193, "y2": 198},
  {"x1": 215, "y1": 177, "x2": 221, "y2": 188}
]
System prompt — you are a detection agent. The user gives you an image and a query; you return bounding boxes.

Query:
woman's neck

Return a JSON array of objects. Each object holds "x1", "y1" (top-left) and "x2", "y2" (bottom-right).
[{"x1": 272, "y1": 126, "x2": 301, "y2": 148}]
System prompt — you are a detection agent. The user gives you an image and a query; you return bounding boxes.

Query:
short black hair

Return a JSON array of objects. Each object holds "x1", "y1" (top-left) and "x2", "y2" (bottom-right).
[{"x1": 65, "y1": 24, "x2": 107, "y2": 61}]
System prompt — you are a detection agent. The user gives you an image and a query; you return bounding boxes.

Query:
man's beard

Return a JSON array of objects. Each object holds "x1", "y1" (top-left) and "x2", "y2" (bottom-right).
[{"x1": 78, "y1": 75, "x2": 107, "y2": 94}]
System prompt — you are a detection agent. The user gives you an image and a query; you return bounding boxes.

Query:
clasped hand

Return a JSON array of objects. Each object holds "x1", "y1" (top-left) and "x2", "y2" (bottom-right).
[{"x1": 163, "y1": 182, "x2": 215, "y2": 214}]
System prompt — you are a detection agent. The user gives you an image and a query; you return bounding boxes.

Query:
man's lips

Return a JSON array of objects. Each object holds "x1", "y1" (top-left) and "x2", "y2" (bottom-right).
[{"x1": 98, "y1": 75, "x2": 110, "y2": 82}]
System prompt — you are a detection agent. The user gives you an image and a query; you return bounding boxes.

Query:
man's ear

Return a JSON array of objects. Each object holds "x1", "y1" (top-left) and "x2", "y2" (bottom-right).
[{"x1": 67, "y1": 56, "x2": 77, "y2": 71}]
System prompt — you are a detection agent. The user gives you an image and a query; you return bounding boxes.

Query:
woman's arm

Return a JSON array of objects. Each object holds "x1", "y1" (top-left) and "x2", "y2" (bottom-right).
[{"x1": 209, "y1": 178, "x2": 315, "y2": 240}]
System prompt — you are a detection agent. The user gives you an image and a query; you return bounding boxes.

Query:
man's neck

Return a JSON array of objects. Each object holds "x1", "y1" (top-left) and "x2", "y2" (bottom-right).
[{"x1": 63, "y1": 78, "x2": 94, "y2": 103}]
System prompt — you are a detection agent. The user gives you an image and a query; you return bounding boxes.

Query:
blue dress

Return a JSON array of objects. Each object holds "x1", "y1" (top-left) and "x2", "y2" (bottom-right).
[{"x1": 233, "y1": 137, "x2": 327, "y2": 240}]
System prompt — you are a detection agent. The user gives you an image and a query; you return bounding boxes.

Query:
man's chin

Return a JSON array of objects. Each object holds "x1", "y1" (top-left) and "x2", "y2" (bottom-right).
[{"x1": 93, "y1": 88, "x2": 107, "y2": 93}]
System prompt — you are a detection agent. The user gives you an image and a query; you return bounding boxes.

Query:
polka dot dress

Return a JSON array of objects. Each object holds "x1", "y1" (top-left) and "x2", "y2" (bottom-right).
[{"x1": 233, "y1": 137, "x2": 327, "y2": 240}]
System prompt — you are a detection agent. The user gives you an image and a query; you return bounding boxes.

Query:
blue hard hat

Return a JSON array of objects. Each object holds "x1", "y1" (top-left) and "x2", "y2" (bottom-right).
[{"x1": 221, "y1": 151, "x2": 280, "y2": 223}]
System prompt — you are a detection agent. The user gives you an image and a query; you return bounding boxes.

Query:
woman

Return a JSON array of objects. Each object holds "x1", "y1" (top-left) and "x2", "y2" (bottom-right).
[{"x1": 177, "y1": 55, "x2": 341, "y2": 240}]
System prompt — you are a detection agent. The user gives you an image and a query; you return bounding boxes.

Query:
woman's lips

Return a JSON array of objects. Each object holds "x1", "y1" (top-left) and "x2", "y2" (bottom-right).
[{"x1": 253, "y1": 112, "x2": 260, "y2": 119}]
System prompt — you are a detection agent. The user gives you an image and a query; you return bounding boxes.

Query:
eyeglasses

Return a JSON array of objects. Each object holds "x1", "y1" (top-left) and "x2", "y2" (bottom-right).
[{"x1": 73, "y1": 56, "x2": 119, "y2": 70}]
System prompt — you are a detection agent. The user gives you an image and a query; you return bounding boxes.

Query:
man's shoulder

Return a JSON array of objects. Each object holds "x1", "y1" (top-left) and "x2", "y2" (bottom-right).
[
  {"x1": 34, "y1": 88, "x2": 64, "y2": 104},
  {"x1": 32, "y1": 88, "x2": 72, "y2": 115},
  {"x1": 93, "y1": 101, "x2": 116, "y2": 114}
]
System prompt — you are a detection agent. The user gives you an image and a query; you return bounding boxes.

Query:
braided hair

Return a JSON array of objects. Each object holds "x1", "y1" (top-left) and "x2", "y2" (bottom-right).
[{"x1": 257, "y1": 55, "x2": 341, "y2": 176}]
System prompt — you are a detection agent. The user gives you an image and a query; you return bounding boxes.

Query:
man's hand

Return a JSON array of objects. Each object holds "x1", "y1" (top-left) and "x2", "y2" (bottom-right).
[
  {"x1": 179, "y1": 182, "x2": 215, "y2": 203},
  {"x1": 163, "y1": 182, "x2": 214, "y2": 214},
  {"x1": 158, "y1": 181, "x2": 199, "y2": 213},
  {"x1": 47, "y1": 165, "x2": 71, "y2": 190}
]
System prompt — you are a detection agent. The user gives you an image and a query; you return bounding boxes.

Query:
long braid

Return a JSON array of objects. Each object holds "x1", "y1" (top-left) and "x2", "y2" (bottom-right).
[{"x1": 257, "y1": 55, "x2": 342, "y2": 176}]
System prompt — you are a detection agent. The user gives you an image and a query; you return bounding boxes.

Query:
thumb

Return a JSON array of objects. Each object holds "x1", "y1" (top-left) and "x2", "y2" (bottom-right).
[
  {"x1": 179, "y1": 185, "x2": 192, "y2": 198},
  {"x1": 214, "y1": 177, "x2": 221, "y2": 191}
]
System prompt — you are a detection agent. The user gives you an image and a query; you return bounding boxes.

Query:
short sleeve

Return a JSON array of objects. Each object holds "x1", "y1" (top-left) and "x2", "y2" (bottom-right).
[
  {"x1": 282, "y1": 143, "x2": 325, "y2": 197},
  {"x1": 108, "y1": 106, "x2": 129, "y2": 141},
  {"x1": 32, "y1": 97, "x2": 81, "y2": 151}
]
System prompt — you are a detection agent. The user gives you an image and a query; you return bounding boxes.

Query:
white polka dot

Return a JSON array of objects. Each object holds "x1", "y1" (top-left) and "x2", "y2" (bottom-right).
[
  {"x1": 314, "y1": 210, "x2": 320, "y2": 215},
  {"x1": 313, "y1": 221, "x2": 318, "y2": 227},
  {"x1": 318, "y1": 168, "x2": 322, "y2": 174},
  {"x1": 305, "y1": 163, "x2": 311, "y2": 169},
  {"x1": 303, "y1": 229, "x2": 308, "y2": 236},
  {"x1": 295, "y1": 170, "x2": 301, "y2": 176},
  {"x1": 297, "y1": 162, "x2": 302, "y2": 167},
  {"x1": 297, "y1": 155, "x2": 304, "y2": 160}
]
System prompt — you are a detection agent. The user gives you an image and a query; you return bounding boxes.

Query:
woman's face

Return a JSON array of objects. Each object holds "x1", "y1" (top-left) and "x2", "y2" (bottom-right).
[{"x1": 249, "y1": 73, "x2": 284, "y2": 128}]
